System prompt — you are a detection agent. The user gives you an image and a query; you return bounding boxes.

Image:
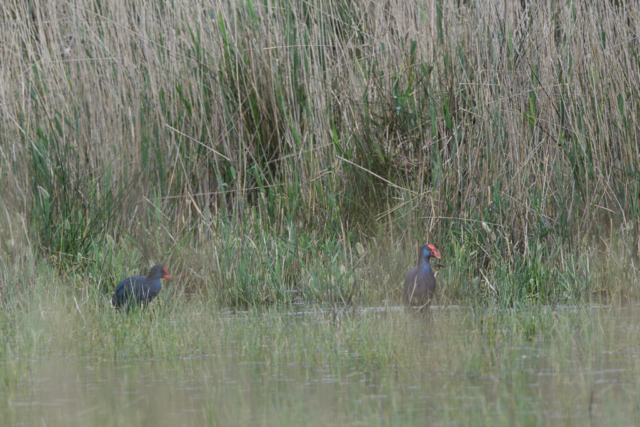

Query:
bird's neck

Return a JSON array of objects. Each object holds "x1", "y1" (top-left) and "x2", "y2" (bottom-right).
[{"x1": 419, "y1": 259, "x2": 432, "y2": 270}]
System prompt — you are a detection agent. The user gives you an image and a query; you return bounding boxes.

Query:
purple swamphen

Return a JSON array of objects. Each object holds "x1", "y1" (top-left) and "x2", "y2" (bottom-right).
[
  {"x1": 111, "y1": 264, "x2": 173, "y2": 310},
  {"x1": 403, "y1": 244, "x2": 441, "y2": 307}
]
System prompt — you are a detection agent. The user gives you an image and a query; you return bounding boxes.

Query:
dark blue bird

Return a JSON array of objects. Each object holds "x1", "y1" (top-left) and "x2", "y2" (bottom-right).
[
  {"x1": 403, "y1": 244, "x2": 441, "y2": 307},
  {"x1": 111, "y1": 264, "x2": 173, "y2": 310}
]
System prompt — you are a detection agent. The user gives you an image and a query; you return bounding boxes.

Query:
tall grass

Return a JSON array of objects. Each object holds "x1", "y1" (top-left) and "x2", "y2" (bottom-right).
[{"x1": 1, "y1": 0, "x2": 640, "y2": 304}]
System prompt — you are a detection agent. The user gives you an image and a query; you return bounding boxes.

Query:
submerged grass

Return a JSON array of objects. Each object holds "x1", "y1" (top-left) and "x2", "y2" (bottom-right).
[{"x1": 2, "y1": 270, "x2": 640, "y2": 425}]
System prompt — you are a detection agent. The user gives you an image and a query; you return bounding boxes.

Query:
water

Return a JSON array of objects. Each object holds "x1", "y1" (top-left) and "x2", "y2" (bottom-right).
[{"x1": 2, "y1": 305, "x2": 640, "y2": 426}]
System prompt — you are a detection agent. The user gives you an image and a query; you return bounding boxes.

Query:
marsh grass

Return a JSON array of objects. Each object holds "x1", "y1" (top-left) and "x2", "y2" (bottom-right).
[
  {"x1": 5, "y1": 2, "x2": 640, "y2": 424},
  {"x1": 2, "y1": 0, "x2": 640, "y2": 307}
]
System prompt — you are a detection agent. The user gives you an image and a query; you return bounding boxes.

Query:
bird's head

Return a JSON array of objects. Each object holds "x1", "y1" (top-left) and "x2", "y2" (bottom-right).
[
  {"x1": 420, "y1": 244, "x2": 441, "y2": 262},
  {"x1": 149, "y1": 264, "x2": 173, "y2": 282}
]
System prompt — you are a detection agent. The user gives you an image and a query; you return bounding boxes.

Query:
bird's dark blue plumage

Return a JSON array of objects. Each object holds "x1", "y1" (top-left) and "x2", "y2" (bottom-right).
[
  {"x1": 111, "y1": 264, "x2": 172, "y2": 310},
  {"x1": 403, "y1": 244, "x2": 441, "y2": 307}
]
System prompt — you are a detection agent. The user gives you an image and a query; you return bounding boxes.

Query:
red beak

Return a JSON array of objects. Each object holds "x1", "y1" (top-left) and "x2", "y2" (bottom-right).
[
  {"x1": 163, "y1": 269, "x2": 173, "y2": 282},
  {"x1": 428, "y1": 245, "x2": 441, "y2": 259}
]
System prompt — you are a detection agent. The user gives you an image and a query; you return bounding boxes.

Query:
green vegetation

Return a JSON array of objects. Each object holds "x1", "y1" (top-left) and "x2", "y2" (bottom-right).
[
  {"x1": 2, "y1": 280, "x2": 640, "y2": 426},
  {"x1": 1, "y1": 0, "x2": 640, "y2": 425},
  {"x1": 2, "y1": 0, "x2": 640, "y2": 306}
]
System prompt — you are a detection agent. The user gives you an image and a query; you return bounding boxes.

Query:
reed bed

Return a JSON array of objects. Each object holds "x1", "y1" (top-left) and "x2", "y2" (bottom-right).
[
  {"x1": 3, "y1": 4, "x2": 640, "y2": 424},
  {"x1": 1, "y1": 0, "x2": 640, "y2": 305}
]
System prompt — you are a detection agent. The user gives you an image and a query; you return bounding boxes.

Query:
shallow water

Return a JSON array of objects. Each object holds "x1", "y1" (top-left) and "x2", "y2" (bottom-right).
[{"x1": 3, "y1": 305, "x2": 640, "y2": 426}]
